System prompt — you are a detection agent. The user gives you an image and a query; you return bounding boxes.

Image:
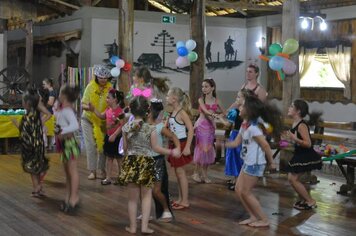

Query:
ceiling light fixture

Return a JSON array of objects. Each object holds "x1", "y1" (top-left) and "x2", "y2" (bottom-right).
[{"x1": 299, "y1": 15, "x2": 327, "y2": 31}]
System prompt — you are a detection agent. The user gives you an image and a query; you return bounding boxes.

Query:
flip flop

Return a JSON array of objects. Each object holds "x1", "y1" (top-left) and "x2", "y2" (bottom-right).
[{"x1": 172, "y1": 203, "x2": 189, "y2": 210}]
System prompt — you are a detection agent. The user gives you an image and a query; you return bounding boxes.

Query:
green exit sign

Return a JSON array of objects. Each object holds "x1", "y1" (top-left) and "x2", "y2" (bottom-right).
[{"x1": 162, "y1": 15, "x2": 176, "y2": 24}]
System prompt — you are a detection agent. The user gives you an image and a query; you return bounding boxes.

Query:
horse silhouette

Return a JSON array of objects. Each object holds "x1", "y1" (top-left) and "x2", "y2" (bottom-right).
[
  {"x1": 206, "y1": 41, "x2": 212, "y2": 63},
  {"x1": 224, "y1": 36, "x2": 235, "y2": 61}
]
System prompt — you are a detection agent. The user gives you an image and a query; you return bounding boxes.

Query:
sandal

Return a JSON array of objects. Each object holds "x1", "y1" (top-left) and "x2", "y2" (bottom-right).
[
  {"x1": 295, "y1": 202, "x2": 317, "y2": 210},
  {"x1": 293, "y1": 200, "x2": 305, "y2": 208},
  {"x1": 228, "y1": 185, "x2": 235, "y2": 191}
]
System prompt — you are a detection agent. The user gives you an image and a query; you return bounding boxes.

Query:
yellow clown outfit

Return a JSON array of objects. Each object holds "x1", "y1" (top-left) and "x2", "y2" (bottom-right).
[{"x1": 81, "y1": 64, "x2": 112, "y2": 177}]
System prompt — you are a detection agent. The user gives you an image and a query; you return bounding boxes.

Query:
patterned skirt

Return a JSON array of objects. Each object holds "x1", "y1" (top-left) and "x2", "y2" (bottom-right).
[
  {"x1": 56, "y1": 135, "x2": 80, "y2": 162},
  {"x1": 118, "y1": 155, "x2": 155, "y2": 188}
]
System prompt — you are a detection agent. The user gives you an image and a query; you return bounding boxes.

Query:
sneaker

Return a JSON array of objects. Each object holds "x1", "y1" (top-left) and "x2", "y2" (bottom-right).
[
  {"x1": 101, "y1": 178, "x2": 112, "y2": 185},
  {"x1": 87, "y1": 172, "x2": 96, "y2": 180},
  {"x1": 159, "y1": 211, "x2": 172, "y2": 222},
  {"x1": 192, "y1": 173, "x2": 202, "y2": 183}
]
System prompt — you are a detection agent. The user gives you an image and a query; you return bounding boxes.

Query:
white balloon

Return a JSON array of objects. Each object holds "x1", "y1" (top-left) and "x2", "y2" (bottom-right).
[
  {"x1": 111, "y1": 67, "x2": 121, "y2": 77},
  {"x1": 185, "y1": 39, "x2": 197, "y2": 51}
]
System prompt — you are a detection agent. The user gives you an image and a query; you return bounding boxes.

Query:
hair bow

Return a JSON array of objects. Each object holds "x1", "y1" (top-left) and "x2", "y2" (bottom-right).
[{"x1": 132, "y1": 87, "x2": 152, "y2": 98}]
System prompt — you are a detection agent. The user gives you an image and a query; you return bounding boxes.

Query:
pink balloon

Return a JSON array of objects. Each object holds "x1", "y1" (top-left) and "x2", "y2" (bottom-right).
[
  {"x1": 115, "y1": 59, "x2": 125, "y2": 68},
  {"x1": 175, "y1": 56, "x2": 189, "y2": 68},
  {"x1": 282, "y1": 59, "x2": 297, "y2": 75}
]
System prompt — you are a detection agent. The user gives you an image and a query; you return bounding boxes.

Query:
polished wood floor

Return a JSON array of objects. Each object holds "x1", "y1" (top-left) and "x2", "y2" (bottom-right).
[{"x1": 1, "y1": 153, "x2": 356, "y2": 236}]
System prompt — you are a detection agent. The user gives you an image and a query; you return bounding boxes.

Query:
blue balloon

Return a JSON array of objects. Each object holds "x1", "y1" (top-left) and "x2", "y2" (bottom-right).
[
  {"x1": 176, "y1": 41, "x2": 185, "y2": 49},
  {"x1": 269, "y1": 56, "x2": 285, "y2": 71},
  {"x1": 110, "y1": 56, "x2": 119, "y2": 65},
  {"x1": 177, "y1": 46, "x2": 189, "y2": 57}
]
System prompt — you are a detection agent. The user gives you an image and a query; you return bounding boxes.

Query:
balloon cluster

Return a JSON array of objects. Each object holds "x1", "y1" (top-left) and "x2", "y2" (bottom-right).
[
  {"x1": 109, "y1": 55, "x2": 132, "y2": 77},
  {"x1": 259, "y1": 38, "x2": 299, "y2": 81},
  {"x1": 175, "y1": 39, "x2": 198, "y2": 68}
]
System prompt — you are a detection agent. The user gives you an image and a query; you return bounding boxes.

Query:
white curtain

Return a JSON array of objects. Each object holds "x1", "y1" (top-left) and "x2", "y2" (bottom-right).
[
  {"x1": 299, "y1": 47, "x2": 317, "y2": 79},
  {"x1": 326, "y1": 45, "x2": 351, "y2": 99}
]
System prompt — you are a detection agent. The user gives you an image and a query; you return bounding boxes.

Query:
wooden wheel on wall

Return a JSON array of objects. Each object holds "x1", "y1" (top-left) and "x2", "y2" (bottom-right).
[{"x1": 0, "y1": 66, "x2": 30, "y2": 107}]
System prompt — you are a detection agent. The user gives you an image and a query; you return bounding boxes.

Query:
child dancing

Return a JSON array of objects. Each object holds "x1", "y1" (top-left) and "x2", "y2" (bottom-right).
[
  {"x1": 88, "y1": 89, "x2": 125, "y2": 185},
  {"x1": 12, "y1": 88, "x2": 49, "y2": 197},
  {"x1": 148, "y1": 98, "x2": 180, "y2": 222},
  {"x1": 286, "y1": 99, "x2": 322, "y2": 210},
  {"x1": 192, "y1": 78, "x2": 224, "y2": 183},
  {"x1": 166, "y1": 87, "x2": 194, "y2": 210},
  {"x1": 118, "y1": 96, "x2": 180, "y2": 234},
  {"x1": 55, "y1": 85, "x2": 81, "y2": 213},
  {"x1": 225, "y1": 95, "x2": 281, "y2": 227}
]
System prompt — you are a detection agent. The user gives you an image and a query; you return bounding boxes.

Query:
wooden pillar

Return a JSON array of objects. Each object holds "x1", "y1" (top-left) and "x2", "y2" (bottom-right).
[
  {"x1": 25, "y1": 20, "x2": 33, "y2": 85},
  {"x1": 281, "y1": 0, "x2": 300, "y2": 114},
  {"x1": 189, "y1": 0, "x2": 205, "y2": 109},
  {"x1": 118, "y1": 0, "x2": 134, "y2": 95}
]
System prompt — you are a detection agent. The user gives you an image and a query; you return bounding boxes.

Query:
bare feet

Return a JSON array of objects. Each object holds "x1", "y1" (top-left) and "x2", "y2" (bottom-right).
[
  {"x1": 248, "y1": 220, "x2": 270, "y2": 227},
  {"x1": 125, "y1": 226, "x2": 136, "y2": 234},
  {"x1": 238, "y1": 218, "x2": 257, "y2": 225},
  {"x1": 141, "y1": 228, "x2": 154, "y2": 234}
]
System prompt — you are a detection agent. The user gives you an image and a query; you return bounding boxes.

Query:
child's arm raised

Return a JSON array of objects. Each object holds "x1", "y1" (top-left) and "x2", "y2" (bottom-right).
[
  {"x1": 161, "y1": 126, "x2": 181, "y2": 152},
  {"x1": 151, "y1": 130, "x2": 180, "y2": 157},
  {"x1": 179, "y1": 110, "x2": 193, "y2": 156},
  {"x1": 288, "y1": 123, "x2": 312, "y2": 148},
  {"x1": 254, "y1": 135, "x2": 275, "y2": 169}
]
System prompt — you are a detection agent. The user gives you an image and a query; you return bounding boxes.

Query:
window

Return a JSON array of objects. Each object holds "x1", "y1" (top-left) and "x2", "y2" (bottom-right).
[{"x1": 300, "y1": 49, "x2": 344, "y2": 88}]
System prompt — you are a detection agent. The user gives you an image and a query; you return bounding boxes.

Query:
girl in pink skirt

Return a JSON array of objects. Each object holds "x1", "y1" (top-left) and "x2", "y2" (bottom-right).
[{"x1": 192, "y1": 79, "x2": 225, "y2": 183}]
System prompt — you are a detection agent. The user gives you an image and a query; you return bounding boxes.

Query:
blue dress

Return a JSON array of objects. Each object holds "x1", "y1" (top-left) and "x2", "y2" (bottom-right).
[{"x1": 224, "y1": 109, "x2": 244, "y2": 177}]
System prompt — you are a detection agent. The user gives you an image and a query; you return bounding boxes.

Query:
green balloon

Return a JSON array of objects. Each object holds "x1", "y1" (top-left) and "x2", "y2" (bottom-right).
[
  {"x1": 282, "y1": 38, "x2": 299, "y2": 54},
  {"x1": 268, "y1": 43, "x2": 282, "y2": 56},
  {"x1": 187, "y1": 51, "x2": 198, "y2": 62}
]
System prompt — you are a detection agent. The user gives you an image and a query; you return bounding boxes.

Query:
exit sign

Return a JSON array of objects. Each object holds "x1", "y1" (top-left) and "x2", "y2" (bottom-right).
[{"x1": 162, "y1": 15, "x2": 176, "y2": 24}]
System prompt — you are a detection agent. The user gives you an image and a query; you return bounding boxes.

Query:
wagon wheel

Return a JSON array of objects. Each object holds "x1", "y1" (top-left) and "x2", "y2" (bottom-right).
[{"x1": 0, "y1": 66, "x2": 30, "y2": 106}]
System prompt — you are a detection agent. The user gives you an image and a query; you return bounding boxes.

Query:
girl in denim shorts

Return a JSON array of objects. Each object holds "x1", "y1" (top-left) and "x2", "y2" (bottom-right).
[{"x1": 225, "y1": 95, "x2": 281, "y2": 228}]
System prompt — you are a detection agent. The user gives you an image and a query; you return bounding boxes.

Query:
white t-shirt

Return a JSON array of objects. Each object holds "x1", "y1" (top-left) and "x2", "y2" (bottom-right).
[
  {"x1": 239, "y1": 124, "x2": 266, "y2": 165},
  {"x1": 55, "y1": 107, "x2": 79, "y2": 134}
]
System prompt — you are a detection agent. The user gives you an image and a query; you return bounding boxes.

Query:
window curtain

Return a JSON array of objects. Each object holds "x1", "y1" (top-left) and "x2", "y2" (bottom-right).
[
  {"x1": 299, "y1": 47, "x2": 317, "y2": 79},
  {"x1": 326, "y1": 45, "x2": 351, "y2": 99}
]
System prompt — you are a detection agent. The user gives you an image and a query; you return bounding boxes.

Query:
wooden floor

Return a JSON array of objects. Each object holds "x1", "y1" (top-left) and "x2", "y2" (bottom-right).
[{"x1": 1, "y1": 153, "x2": 356, "y2": 236}]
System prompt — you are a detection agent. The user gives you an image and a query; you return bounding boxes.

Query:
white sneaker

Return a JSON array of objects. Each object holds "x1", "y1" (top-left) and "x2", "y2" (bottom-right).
[
  {"x1": 192, "y1": 173, "x2": 202, "y2": 183},
  {"x1": 159, "y1": 211, "x2": 172, "y2": 222}
]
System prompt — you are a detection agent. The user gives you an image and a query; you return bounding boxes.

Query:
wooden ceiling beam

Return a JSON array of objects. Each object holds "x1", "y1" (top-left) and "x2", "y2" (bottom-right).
[
  {"x1": 38, "y1": 0, "x2": 73, "y2": 15},
  {"x1": 205, "y1": 0, "x2": 282, "y2": 11},
  {"x1": 47, "y1": 0, "x2": 80, "y2": 10}
]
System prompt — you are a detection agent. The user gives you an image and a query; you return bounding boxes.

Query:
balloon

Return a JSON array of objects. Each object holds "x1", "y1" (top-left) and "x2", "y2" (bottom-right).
[
  {"x1": 259, "y1": 55, "x2": 270, "y2": 62},
  {"x1": 269, "y1": 56, "x2": 285, "y2": 71},
  {"x1": 110, "y1": 56, "x2": 119, "y2": 65},
  {"x1": 322, "y1": 149, "x2": 356, "y2": 161},
  {"x1": 282, "y1": 38, "x2": 299, "y2": 54},
  {"x1": 268, "y1": 43, "x2": 282, "y2": 56},
  {"x1": 115, "y1": 59, "x2": 125, "y2": 68},
  {"x1": 187, "y1": 51, "x2": 198, "y2": 62},
  {"x1": 185, "y1": 39, "x2": 197, "y2": 51},
  {"x1": 110, "y1": 67, "x2": 121, "y2": 77},
  {"x1": 282, "y1": 59, "x2": 297, "y2": 75},
  {"x1": 177, "y1": 46, "x2": 189, "y2": 57},
  {"x1": 122, "y1": 62, "x2": 132, "y2": 72},
  {"x1": 176, "y1": 41, "x2": 185, "y2": 49},
  {"x1": 175, "y1": 56, "x2": 190, "y2": 68}
]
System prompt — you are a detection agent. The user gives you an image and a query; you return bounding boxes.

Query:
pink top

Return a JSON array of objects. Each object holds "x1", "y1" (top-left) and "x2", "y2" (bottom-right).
[
  {"x1": 198, "y1": 102, "x2": 219, "y2": 113},
  {"x1": 105, "y1": 106, "x2": 123, "y2": 135}
]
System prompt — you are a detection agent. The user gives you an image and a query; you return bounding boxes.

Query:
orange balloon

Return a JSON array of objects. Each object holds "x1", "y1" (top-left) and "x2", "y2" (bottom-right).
[{"x1": 277, "y1": 53, "x2": 290, "y2": 59}]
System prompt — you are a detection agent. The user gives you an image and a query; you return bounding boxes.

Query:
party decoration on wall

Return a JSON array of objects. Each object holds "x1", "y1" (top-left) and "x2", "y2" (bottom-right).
[
  {"x1": 175, "y1": 39, "x2": 198, "y2": 68},
  {"x1": 259, "y1": 38, "x2": 299, "y2": 81},
  {"x1": 109, "y1": 55, "x2": 132, "y2": 77}
]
